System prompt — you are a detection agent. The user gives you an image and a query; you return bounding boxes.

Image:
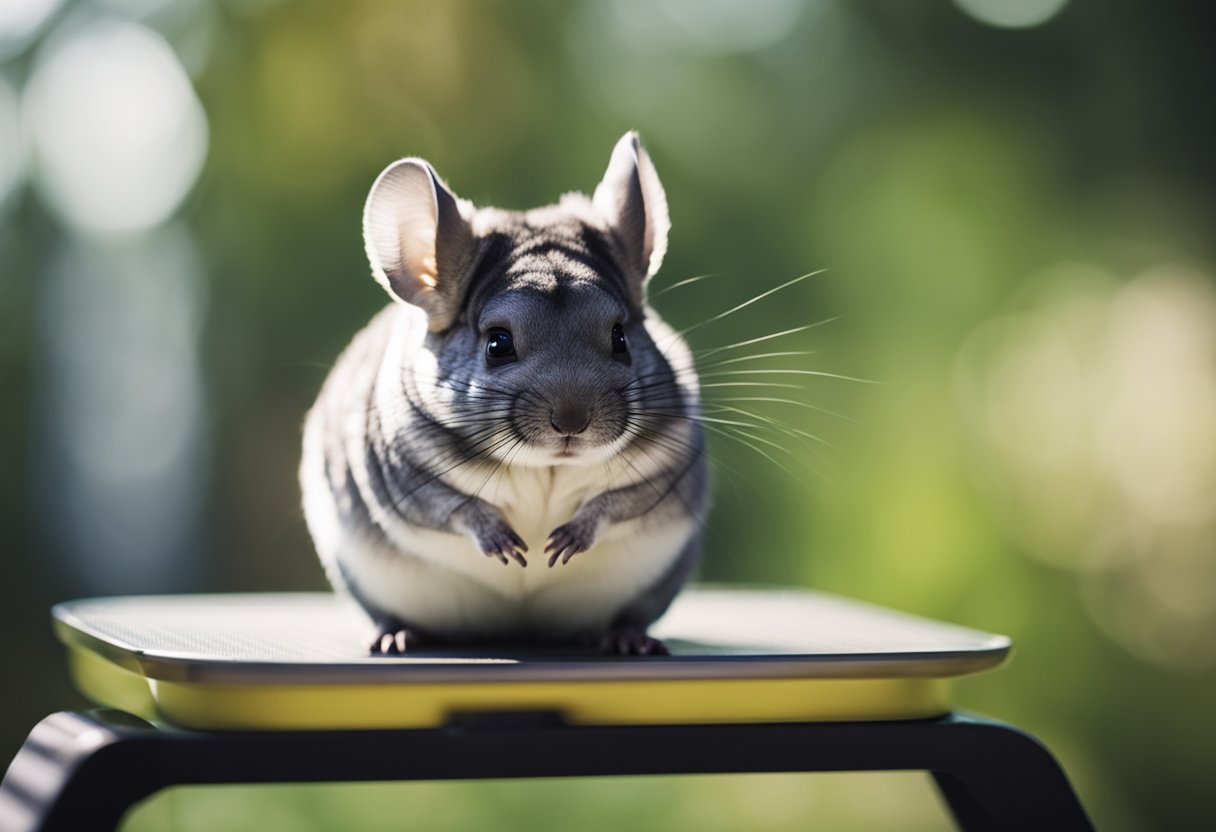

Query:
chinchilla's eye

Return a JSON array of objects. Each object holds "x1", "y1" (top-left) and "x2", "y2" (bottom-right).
[
  {"x1": 485, "y1": 328, "x2": 517, "y2": 366},
  {"x1": 611, "y1": 323, "x2": 628, "y2": 356}
]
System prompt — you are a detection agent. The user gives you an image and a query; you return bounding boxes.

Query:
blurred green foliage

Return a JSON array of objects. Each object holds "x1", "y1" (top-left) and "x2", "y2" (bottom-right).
[{"x1": 2, "y1": 1, "x2": 1214, "y2": 830}]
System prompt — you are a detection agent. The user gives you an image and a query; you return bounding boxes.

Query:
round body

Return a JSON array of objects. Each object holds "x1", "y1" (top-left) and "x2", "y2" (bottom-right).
[
  {"x1": 300, "y1": 302, "x2": 706, "y2": 641},
  {"x1": 300, "y1": 135, "x2": 708, "y2": 648}
]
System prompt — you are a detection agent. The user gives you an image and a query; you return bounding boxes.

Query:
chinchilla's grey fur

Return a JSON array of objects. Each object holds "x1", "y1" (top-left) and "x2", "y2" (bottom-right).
[{"x1": 299, "y1": 132, "x2": 708, "y2": 655}]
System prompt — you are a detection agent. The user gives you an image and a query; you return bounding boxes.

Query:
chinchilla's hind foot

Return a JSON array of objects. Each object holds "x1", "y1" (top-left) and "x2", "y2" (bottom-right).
[
  {"x1": 582, "y1": 629, "x2": 670, "y2": 657},
  {"x1": 370, "y1": 625, "x2": 426, "y2": 655}
]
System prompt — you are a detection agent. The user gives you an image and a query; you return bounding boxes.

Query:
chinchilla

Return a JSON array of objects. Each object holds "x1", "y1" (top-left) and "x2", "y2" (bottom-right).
[{"x1": 300, "y1": 132, "x2": 708, "y2": 656}]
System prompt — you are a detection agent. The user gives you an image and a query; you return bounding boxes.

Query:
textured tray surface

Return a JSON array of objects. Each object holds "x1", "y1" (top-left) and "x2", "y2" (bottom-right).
[{"x1": 54, "y1": 587, "x2": 1010, "y2": 684}]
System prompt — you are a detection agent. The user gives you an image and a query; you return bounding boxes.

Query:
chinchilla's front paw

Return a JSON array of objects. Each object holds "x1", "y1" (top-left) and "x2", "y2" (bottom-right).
[
  {"x1": 465, "y1": 507, "x2": 528, "y2": 566},
  {"x1": 546, "y1": 514, "x2": 599, "y2": 567}
]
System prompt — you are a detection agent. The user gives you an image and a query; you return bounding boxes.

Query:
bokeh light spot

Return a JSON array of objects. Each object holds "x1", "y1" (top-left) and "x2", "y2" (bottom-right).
[
  {"x1": 952, "y1": 0, "x2": 1071, "y2": 29},
  {"x1": 36, "y1": 227, "x2": 208, "y2": 592},
  {"x1": 23, "y1": 19, "x2": 208, "y2": 234},
  {"x1": 0, "y1": 0, "x2": 61, "y2": 59},
  {"x1": 955, "y1": 263, "x2": 1216, "y2": 669}
]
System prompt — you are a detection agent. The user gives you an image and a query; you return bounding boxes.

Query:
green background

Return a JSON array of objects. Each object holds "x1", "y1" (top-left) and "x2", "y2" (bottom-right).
[{"x1": 2, "y1": 1, "x2": 1213, "y2": 829}]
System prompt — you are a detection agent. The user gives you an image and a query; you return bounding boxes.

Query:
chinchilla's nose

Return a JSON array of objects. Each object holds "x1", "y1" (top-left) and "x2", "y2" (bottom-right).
[{"x1": 550, "y1": 402, "x2": 591, "y2": 436}]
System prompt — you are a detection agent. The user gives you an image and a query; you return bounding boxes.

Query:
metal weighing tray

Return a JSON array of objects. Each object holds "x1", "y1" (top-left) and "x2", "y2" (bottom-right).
[{"x1": 53, "y1": 587, "x2": 1011, "y2": 730}]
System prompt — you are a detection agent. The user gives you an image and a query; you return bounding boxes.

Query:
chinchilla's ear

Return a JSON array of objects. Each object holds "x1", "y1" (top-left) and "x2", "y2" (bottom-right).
[
  {"x1": 363, "y1": 158, "x2": 477, "y2": 331},
  {"x1": 593, "y1": 131, "x2": 670, "y2": 288}
]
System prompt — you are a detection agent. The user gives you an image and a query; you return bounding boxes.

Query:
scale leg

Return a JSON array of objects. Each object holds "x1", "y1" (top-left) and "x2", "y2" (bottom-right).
[
  {"x1": 930, "y1": 715, "x2": 1094, "y2": 832},
  {"x1": 0, "y1": 711, "x2": 164, "y2": 832}
]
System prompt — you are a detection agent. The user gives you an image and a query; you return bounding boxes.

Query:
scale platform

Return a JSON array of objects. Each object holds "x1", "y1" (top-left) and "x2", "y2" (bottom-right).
[{"x1": 53, "y1": 587, "x2": 1011, "y2": 731}]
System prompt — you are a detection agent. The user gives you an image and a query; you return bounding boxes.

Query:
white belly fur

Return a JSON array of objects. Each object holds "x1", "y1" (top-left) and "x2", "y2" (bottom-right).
[{"x1": 301, "y1": 414, "x2": 694, "y2": 637}]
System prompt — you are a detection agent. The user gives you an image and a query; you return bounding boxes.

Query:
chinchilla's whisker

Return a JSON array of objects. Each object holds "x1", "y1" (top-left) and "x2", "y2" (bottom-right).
[
  {"x1": 387, "y1": 425, "x2": 501, "y2": 467},
  {"x1": 393, "y1": 441, "x2": 510, "y2": 500},
  {"x1": 620, "y1": 383, "x2": 688, "y2": 401},
  {"x1": 648, "y1": 412, "x2": 769, "y2": 432},
  {"x1": 699, "y1": 368, "x2": 877, "y2": 384},
  {"x1": 625, "y1": 421, "x2": 701, "y2": 457},
  {"x1": 613, "y1": 428, "x2": 733, "y2": 549},
  {"x1": 699, "y1": 422, "x2": 819, "y2": 488},
  {"x1": 638, "y1": 406, "x2": 836, "y2": 471},
  {"x1": 413, "y1": 406, "x2": 513, "y2": 422},
  {"x1": 674, "y1": 269, "x2": 828, "y2": 341},
  {"x1": 702, "y1": 405, "x2": 839, "y2": 452},
  {"x1": 637, "y1": 400, "x2": 836, "y2": 485},
  {"x1": 628, "y1": 421, "x2": 753, "y2": 490},
  {"x1": 628, "y1": 416, "x2": 727, "y2": 459},
  {"x1": 640, "y1": 435, "x2": 709, "y2": 517},
  {"x1": 476, "y1": 435, "x2": 528, "y2": 507},
  {"x1": 393, "y1": 418, "x2": 510, "y2": 453},
  {"x1": 642, "y1": 428, "x2": 753, "y2": 522},
  {"x1": 620, "y1": 368, "x2": 686, "y2": 388},
  {"x1": 694, "y1": 318, "x2": 839, "y2": 361},
  {"x1": 610, "y1": 438, "x2": 689, "y2": 513},
  {"x1": 731, "y1": 426, "x2": 832, "y2": 486},
  {"x1": 697, "y1": 351, "x2": 815, "y2": 369},
  {"x1": 619, "y1": 382, "x2": 696, "y2": 402},
  {"x1": 700, "y1": 381, "x2": 803, "y2": 391},
  {"x1": 704, "y1": 406, "x2": 840, "y2": 478},
  {"x1": 387, "y1": 428, "x2": 518, "y2": 506},
  {"x1": 710, "y1": 396, "x2": 853, "y2": 422},
  {"x1": 647, "y1": 272, "x2": 722, "y2": 300}
]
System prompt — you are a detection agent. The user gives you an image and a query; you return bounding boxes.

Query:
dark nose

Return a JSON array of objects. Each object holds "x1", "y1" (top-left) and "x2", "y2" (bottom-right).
[{"x1": 550, "y1": 403, "x2": 591, "y2": 436}]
